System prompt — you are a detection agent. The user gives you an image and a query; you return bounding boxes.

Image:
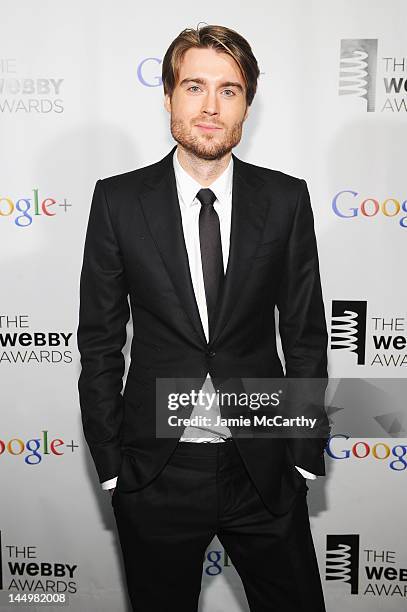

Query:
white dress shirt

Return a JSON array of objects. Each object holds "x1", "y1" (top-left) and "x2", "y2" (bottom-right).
[
  {"x1": 101, "y1": 146, "x2": 316, "y2": 489},
  {"x1": 174, "y1": 145, "x2": 232, "y2": 442}
]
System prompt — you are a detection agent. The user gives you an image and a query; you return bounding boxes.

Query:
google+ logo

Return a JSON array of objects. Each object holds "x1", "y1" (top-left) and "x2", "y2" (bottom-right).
[
  {"x1": 0, "y1": 188, "x2": 71, "y2": 227},
  {"x1": 0, "y1": 430, "x2": 78, "y2": 464},
  {"x1": 326, "y1": 434, "x2": 407, "y2": 471},
  {"x1": 332, "y1": 190, "x2": 407, "y2": 228}
]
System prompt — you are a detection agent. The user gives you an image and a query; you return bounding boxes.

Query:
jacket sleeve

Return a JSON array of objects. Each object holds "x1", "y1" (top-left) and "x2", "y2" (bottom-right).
[
  {"x1": 77, "y1": 179, "x2": 130, "y2": 483},
  {"x1": 276, "y1": 179, "x2": 330, "y2": 475}
]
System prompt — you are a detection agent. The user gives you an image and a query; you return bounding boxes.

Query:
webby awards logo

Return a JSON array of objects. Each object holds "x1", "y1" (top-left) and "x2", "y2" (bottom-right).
[
  {"x1": 326, "y1": 534, "x2": 407, "y2": 598},
  {"x1": 338, "y1": 38, "x2": 407, "y2": 113},
  {"x1": 0, "y1": 314, "x2": 73, "y2": 365},
  {"x1": 0, "y1": 58, "x2": 64, "y2": 114},
  {"x1": 330, "y1": 300, "x2": 407, "y2": 368},
  {"x1": 0, "y1": 530, "x2": 78, "y2": 598}
]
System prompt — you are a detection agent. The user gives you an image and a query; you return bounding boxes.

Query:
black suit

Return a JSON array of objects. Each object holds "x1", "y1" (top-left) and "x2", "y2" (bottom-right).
[{"x1": 77, "y1": 145, "x2": 328, "y2": 610}]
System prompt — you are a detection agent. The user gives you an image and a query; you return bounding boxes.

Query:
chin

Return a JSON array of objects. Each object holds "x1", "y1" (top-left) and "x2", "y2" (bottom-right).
[{"x1": 196, "y1": 147, "x2": 229, "y2": 161}]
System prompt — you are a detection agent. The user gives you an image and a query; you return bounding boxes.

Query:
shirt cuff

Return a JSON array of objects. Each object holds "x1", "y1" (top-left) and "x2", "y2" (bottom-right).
[
  {"x1": 295, "y1": 465, "x2": 317, "y2": 480},
  {"x1": 101, "y1": 476, "x2": 118, "y2": 490}
]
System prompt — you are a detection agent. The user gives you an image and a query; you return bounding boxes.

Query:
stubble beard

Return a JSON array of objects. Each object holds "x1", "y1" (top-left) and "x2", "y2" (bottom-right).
[{"x1": 170, "y1": 116, "x2": 244, "y2": 161}]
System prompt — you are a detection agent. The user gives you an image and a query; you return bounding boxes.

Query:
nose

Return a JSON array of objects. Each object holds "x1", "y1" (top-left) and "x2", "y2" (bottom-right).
[{"x1": 201, "y1": 89, "x2": 219, "y2": 116}]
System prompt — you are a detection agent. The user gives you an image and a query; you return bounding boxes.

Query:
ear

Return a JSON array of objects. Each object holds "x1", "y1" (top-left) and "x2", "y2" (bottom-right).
[
  {"x1": 243, "y1": 104, "x2": 250, "y2": 122},
  {"x1": 164, "y1": 93, "x2": 171, "y2": 113}
]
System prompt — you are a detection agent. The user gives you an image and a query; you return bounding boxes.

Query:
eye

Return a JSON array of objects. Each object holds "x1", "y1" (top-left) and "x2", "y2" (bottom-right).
[
  {"x1": 188, "y1": 85, "x2": 202, "y2": 92},
  {"x1": 223, "y1": 89, "x2": 236, "y2": 96}
]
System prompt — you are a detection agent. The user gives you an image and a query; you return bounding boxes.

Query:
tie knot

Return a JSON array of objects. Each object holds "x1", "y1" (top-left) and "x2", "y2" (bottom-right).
[{"x1": 196, "y1": 188, "x2": 217, "y2": 207}]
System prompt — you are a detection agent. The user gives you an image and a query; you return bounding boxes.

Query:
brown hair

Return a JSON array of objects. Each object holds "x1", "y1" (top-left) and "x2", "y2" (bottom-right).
[{"x1": 162, "y1": 24, "x2": 260, "y2": 107}]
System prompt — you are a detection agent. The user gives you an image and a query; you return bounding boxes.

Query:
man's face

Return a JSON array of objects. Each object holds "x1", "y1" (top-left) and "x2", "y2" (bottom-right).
[{"x1": 164, "y1": 47, "x2": 250, "y2": 160}]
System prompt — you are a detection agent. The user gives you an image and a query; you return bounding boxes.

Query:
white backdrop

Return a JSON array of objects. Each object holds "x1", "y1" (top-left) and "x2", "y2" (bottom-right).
[{"x1": 1, "y1": 1, "x2": 406, "y2": 610}]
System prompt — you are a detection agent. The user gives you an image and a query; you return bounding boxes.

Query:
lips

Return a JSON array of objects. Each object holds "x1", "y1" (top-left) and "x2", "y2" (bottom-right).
[{"x1": 195, "y1": 124, "x2": 222, "y2": 130}]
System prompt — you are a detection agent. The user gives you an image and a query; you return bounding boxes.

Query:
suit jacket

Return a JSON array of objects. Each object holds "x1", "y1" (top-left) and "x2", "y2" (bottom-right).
[{"x1": 77, "y1": 144, "x2": 329, "y2": 515}]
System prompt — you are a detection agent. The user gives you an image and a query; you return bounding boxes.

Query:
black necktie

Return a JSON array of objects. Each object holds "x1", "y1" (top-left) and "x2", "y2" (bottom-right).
[{"x1": 196, "y1": 188, "x2": 224, "y2": 341}]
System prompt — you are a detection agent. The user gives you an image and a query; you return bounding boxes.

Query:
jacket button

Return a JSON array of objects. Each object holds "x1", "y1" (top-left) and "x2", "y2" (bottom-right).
[{"x1": 206, "y1": 350, "x2": 216, "y2": 358}]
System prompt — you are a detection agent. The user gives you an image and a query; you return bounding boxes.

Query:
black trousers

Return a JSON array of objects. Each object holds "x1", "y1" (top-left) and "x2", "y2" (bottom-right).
[{"x1": 112, "y1": 439, "x2": 326, "y2": 612}]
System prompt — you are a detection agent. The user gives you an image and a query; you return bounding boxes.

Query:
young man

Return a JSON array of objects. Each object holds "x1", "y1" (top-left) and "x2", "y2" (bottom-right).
[{"x1": 77, "y1": 24, "x2": 329, "y2": 612}]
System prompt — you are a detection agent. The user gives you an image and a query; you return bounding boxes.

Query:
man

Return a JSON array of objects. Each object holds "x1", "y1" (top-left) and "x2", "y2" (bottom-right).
[{"x1": 77, "y1": 24, "x2": 329, "y2": 612}]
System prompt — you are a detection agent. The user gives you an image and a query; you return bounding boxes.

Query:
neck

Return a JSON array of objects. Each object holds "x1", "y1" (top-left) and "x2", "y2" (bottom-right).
[{"x1": 176, "y1": 145, "x2": 231, "y2": 187}]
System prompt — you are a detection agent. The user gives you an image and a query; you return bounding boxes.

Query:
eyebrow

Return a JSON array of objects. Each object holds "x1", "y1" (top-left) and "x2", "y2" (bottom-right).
[{"x1": 179, "y1": 77, "x2": 244, "y2": 93}]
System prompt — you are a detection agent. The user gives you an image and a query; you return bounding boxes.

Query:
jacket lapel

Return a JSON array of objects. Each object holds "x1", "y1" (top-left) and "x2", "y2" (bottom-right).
[
  {"x1": 138, "y1": 146, "x2": 268, "y2": 348},
  {"x1": 210, "y1": 155, "x2": 268, "y2": 346}
]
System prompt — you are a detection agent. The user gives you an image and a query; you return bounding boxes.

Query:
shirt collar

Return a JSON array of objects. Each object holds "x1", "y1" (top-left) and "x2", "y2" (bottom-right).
[{"x1": 172, "y1": 146, "x2": 233, "y2": 209}]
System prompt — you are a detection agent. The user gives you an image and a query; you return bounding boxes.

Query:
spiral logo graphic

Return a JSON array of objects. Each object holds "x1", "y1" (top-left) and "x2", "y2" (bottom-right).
[
  {"x1": 330, "y1": 300, "x2": 367, "y2": 365},
  {"x1": 326, "y1": 534, "x2": 359, "y2": 594},
  {"x1": 339, "y1": 39, "x2": 378, "y2": 112}
]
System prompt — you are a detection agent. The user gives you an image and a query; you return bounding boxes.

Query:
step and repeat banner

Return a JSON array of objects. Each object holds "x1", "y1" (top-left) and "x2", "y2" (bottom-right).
[{"x1": 1, "y1": 1, "x2": 406, "y2": 610}]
